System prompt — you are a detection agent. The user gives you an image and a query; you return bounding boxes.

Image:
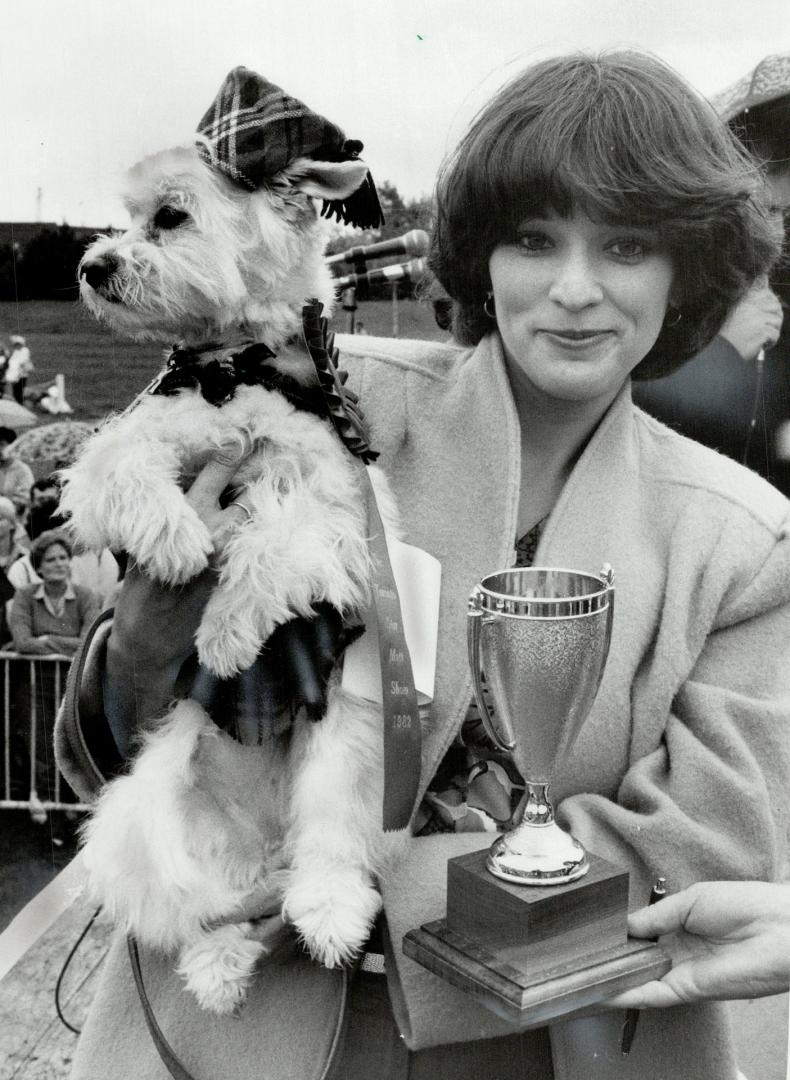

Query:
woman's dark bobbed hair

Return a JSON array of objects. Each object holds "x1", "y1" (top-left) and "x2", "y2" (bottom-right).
[{"x1": 430, "y1": 51, "x2": 783, "y2": 379}]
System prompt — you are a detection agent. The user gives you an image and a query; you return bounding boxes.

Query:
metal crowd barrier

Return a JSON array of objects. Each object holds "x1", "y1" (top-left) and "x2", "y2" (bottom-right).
[{"x1": 0, "y1": 651, "x2": 89, "y2": 815}]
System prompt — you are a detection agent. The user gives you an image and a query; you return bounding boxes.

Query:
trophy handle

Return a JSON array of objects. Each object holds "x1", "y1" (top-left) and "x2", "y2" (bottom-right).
[{"x1": 468, "y1": 589, "x2": 516, "y2": 752}]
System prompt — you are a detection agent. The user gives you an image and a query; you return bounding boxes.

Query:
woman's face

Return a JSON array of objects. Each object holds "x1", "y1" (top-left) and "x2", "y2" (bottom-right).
[
  {"x1": 39, "y1": 543, "x2": 71, "y2": 584},
  {"x1": 488, "y1": 209, "x2": 674, "y2": 407}
]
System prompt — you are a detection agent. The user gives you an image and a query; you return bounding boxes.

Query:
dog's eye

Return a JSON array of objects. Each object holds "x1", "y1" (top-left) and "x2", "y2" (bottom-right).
[{"x1": 154, "y1": 206, "x2": 190, "y2": 231}]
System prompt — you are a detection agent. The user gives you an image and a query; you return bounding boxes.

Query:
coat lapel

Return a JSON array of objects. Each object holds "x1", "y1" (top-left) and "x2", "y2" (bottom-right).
[{"x1": 397, "y1": 334, "x2": 521, "y2": 805}]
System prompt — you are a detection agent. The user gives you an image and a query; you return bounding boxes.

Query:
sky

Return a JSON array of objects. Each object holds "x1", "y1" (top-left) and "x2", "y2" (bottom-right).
[{"x1": 2, "y1": 0, "x2": 789, "y2": 228}]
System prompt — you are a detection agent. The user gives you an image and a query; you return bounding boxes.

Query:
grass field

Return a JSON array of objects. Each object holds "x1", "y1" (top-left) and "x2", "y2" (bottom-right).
[{"x1": 0, "y1": 298, "x2": 447, "y2": 422}]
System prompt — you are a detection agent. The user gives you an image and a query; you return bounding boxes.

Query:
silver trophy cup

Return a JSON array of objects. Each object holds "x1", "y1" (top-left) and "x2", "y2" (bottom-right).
[{"x1": 467, "y1": 566, "x2": 614, "y2": 886}]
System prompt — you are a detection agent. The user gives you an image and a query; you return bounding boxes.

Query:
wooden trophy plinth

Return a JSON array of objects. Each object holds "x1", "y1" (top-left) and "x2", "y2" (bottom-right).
[{"x1": 403, "y1": 848, "x2": 670, "y2": 1028}]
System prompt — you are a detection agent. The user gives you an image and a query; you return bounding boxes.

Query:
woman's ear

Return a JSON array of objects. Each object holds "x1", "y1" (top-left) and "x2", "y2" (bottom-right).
[{"x1": 279, "y1": 157, "x2": 370, "y2": 201}]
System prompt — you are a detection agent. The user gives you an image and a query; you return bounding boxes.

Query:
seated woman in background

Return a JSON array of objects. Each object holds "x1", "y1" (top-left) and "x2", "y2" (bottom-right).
[
  {"x1": 9, "y1": 530, "x2": 98, "y2": 819},
  {"x1": 10, "y1": 530, "x2": 99, "y2": 656},
  {"x1": 10, "y1": 477, "x2": 119, "y2": 607}
]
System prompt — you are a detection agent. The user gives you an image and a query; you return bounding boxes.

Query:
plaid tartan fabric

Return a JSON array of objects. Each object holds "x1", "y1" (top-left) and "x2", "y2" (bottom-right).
[{"x1": 196, "y1": 67, "x2": 383, "y2": 228}]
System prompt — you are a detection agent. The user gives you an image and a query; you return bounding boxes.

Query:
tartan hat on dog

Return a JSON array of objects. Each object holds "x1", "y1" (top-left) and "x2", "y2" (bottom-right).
[{"x1": 196, "y1": 66, "x2": 383, "y2": 229}]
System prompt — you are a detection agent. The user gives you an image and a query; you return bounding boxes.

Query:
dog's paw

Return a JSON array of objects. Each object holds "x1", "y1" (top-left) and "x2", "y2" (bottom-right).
[
  {"x1": 284, "y1": 870, "x2": 381, "y2": 968},
  {"x1": 178, "y1": 924, "x2": 265, "y2": 1015},
  {"x1": 195, "y1": 621, "x2": 260, "y2": 680},
  {"x1": 143, "y1": 524, "x2": 213, "y2": 586}
]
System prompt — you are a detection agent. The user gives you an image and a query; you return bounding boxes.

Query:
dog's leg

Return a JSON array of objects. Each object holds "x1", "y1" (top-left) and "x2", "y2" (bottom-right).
[
  {"x1": 196, "y1": 475, "x2": 368, "y2": 678},
  {"x1": 178, "y1": 922, "x2": 270, "y2": 1015},
  {"x1": 60, "y1": 428, "x2": 213, "y2": 585},
  {"x1": 282, "y1": 689, "x2": 384, "y2": 968}
]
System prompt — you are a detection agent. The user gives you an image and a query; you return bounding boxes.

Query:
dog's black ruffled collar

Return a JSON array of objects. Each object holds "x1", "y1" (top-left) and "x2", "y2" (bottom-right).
[{"x1": 148, "y1": 341, "x2": 330, "y2": 418}]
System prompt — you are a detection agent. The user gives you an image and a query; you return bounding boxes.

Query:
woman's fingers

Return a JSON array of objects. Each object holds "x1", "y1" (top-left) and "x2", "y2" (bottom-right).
[
  {"x1": 606, "y1": 979, "x2": 684, "y2": 1009},
  {"x1": 185, "y1": 457, "x2": 240, "y2": 514},
  {"x1": 626, "y1": 891, "x2": 696, "y2": 940},
  {"x1": 185, "y1": 454, "x2": 254, "y2": 545}
]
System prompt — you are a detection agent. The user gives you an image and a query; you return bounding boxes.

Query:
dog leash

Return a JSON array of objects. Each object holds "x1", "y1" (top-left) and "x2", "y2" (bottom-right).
[
  {"x1": 127, "y1": 935, "x2": 351, "y2": 1080},
  {"x1": 301, "y1": 299, "x2": 422, "y2": 831},
  {"x1": 53, "y1": 905, "x2": 104, "y2": 1035}
]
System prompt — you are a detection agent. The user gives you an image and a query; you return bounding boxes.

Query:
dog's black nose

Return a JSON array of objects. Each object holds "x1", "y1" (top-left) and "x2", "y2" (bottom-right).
[{"x1": 81, "y1": 256, "x2": 118, "y2": 291}]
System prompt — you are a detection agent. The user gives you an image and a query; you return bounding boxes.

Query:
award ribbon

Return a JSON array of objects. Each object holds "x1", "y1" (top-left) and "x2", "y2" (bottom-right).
[
  {"x1": 301, "y1": 301, "x2": 421, "y2": 831},
  {"x1": 367, "y1": 493, "x2": 422, "y2": 831}
]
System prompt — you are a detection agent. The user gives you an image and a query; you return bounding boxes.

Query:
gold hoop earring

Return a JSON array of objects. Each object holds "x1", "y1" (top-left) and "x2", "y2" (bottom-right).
[
  {"x1": 484, "y1": 293, "x2": 496, "y2": 319},
  {"x1": 665, "y1": 307, "x2": 682, "y2": 327}
]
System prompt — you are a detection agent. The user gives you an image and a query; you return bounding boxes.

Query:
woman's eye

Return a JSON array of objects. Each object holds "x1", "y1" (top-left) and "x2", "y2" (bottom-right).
[
  {"x1": 609, "y1": 238, "x2": 650, "y2": 261},
  {"x1": 154, "y1": 206, "x2": 190, "y2": 231},
  {"x1": 517, "y1": 233, "x2": 552, "y2": 253}
]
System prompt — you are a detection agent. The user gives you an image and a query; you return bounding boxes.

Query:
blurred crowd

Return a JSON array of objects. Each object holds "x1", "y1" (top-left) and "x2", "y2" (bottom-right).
[
  {"x1": 0, "y1": 425, "x2": 118, "y2": 818},
  {"x1": 0, "y1": 425, "x2": 118, "y2": 652}
]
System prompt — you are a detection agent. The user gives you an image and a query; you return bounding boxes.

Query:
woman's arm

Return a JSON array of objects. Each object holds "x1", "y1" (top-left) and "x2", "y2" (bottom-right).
[
  {"x1": 103, "y1": 459, "x2": 244, "y2": 752},
  {"x1": 9, "y1": 589, "x2": 52, "y2": 654},
  {"x1": 558, "y1": 534, "x2": 790, "y2": 898},
  {"x1": 42, "y1": 633, "x2": 82, "y2": 655}
]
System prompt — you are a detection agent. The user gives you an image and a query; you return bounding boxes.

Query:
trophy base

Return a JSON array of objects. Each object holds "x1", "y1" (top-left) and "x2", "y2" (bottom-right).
[
  {"x1": 402, "y1": 848, "x2": 671, "y2": 1027},
  {"x1": 487, "y1": 820, "x2": 590, "y2": 886}
]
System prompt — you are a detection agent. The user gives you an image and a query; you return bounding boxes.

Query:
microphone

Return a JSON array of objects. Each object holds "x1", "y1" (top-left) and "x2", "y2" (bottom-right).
[
  {"x1": 327, "y1": 229, "x2": 430, "y2": 267},
  {"x1": 335, "y1": 258, "x2": 427, "y2": 290}
]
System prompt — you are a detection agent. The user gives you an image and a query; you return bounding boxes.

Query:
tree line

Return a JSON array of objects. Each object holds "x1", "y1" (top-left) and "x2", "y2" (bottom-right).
[{"x1": 0, "y1": 182, "x2": 432, "y2": 303}]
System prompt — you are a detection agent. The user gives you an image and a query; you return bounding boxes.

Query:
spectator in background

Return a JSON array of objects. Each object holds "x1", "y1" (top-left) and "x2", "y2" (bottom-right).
[
  {"x1": 10, "y1": 477, "x2": 120, "y2": 607},
  {"x1": 10, "y1": 530, "x2": 98, "y2": 657},
  {"x1": 0, "y1": 428, "x2": 34, "y2": 518},
  {"x1": 9, "y1": 530, "x2": 97, "y2": 824},
  {"x1": 634, "y1": 55, "x2": 790, "y2": 494},
  {"x1": 27, "y1": 475, "x2": 64, "y2": 541},
  {"x1": 5, "y1": 336, "x2": 34, "y2": 405}
]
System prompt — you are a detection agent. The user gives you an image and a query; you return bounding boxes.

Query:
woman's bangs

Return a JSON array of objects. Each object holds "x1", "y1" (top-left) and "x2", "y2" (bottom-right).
[{"x1": 486, "y1": 126, "x2": 654, "y2": 235}]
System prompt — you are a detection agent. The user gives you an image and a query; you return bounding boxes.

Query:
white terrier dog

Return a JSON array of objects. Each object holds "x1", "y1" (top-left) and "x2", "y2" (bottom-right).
[{"x1": 61, "y1": 72, "x2": 405, "y2": 1014}]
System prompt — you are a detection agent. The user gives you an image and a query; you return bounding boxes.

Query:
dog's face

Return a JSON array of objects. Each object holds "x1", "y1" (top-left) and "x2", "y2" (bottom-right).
[{"x1": 79, "y1": 145, "x2": 367, "y2": 347}]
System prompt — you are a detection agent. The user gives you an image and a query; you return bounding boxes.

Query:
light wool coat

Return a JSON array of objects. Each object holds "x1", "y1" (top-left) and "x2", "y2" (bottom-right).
[
  {"x1": 341, "y1": 331, "x2": 790, "y2": 1079},
  {"x1": 64, "y1": 331, "x2": 790, "y2": 1080}
]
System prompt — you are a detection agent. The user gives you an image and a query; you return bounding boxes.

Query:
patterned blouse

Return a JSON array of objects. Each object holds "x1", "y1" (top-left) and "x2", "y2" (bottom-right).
[{"x1": 415, "y1": 521, "x2": 545, "y2": 836}]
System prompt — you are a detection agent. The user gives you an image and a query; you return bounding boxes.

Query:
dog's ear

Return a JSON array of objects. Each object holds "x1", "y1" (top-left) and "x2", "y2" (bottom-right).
[{"x1": 281, "y1": 158, "x2": 370, "y2": 201}]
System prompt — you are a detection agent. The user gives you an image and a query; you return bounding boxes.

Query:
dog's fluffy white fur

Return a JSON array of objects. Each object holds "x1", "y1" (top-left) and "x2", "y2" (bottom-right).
[{"x1": 64, "y1": 144, "x2": 404, "y2": 1013}]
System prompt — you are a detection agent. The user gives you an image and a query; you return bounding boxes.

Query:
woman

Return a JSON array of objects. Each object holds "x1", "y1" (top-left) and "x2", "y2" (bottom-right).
[
  {"x1": 59, "y1": 52, "x2": 789, "y2": 1080},
  {"x1": 10, "y1": 530, "x2": 98, "y2": 656}
]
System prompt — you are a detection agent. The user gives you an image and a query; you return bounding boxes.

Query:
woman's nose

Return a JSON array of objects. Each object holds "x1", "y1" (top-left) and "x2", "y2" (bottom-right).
[{"x1": 548, "y1": 253, "x2": 604, "y2": 309}]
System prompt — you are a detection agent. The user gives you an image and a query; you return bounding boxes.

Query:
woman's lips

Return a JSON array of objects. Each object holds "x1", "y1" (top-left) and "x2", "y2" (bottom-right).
[{"x1": 539, "y1": 329, "x2": 614, "y2": 347}]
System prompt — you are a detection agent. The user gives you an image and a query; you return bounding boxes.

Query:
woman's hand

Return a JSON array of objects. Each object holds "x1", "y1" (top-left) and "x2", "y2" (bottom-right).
[
  {"x1": 103, "y1": 450, "x2": 359, "y2": 753},
  {"x1": 184, "y1": 456, "x2": 253, "y2": 549},
  {"x1": 111, "y1": 457, "x2": 252, "y2": 662},
  {"x1": 104, "y1": 454, "x2": 251, "y2": 750},
  {"x1": 719, "y1": 282, "x2": 784, "y2": 361},
  {"x1": 606, "y1": 881, "x2": 790, "y2": 1007}
]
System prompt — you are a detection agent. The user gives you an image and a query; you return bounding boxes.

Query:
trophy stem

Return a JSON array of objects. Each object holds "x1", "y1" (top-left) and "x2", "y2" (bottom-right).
[
  {"x1": 521, "y1": 782, "x2": 554, "y2": 826},
  {"x1": 487, "y1": 780, "x2": 590, "y2": 886}
]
